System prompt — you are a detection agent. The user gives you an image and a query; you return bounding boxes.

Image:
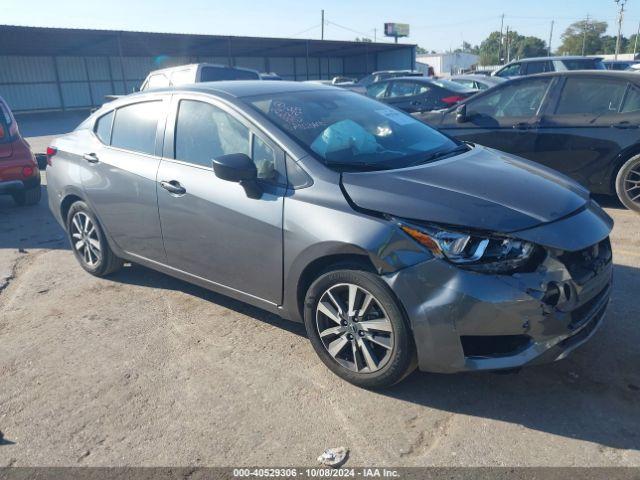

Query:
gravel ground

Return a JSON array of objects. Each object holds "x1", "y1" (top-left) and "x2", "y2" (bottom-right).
[{"x1": 0, "y1": 127, "x2": 639, "y2": 467}]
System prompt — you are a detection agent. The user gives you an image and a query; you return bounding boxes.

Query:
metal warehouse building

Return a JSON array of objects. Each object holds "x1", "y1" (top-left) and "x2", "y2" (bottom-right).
[{"x1": 0, "y1": 25, "x2": 416, "y2": 113}]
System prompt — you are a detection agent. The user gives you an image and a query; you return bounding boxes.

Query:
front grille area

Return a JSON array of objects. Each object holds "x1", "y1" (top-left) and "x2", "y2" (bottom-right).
[
  {"x1": 558, "y1": 238, "x2": 612, "y2": 286},
  {"x1": 461, "y1": 335, "x2": 532, "y2": 358}
]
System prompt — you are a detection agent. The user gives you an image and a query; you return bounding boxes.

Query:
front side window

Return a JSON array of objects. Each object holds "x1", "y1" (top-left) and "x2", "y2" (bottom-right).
[
  {"x1": 246, "y1": 89, "x2": 460, "y2": 171},
  {"x1": 174, "y1": 100, "x2": 250, "y2": 168},
  {"x1": 468, "y1": 78, "x2": 550, "y2": 118},
  {"x1": 0, "y1": 102, "x2": 12, "y2": 140},
  {"x1": 252, "y1": 135, "x2": 277, "y2": 181},
  {"x1": 621, "y1": 85, "x2": 640, "y2": 113},
  {"x1": 366, "y1": 82, "x2": 388, "y2": 99},
  {"x1": 111, "y1": 101, "x2": 162, "y2": 155},
  {"x1": 144, "y1": 74, "x2": 170, "y2": 90},
  {"x1": 561, "y1": 59, "x2": 606, "y2": 70},
  {"x1": 94, "y1": 110, "x2": 114, "y2": 144},
  {"x1": 556, "y1": 78, "x2": 627, "y2": 115},
  {"x1": 495, "y1": 63, "x2": 521, "y2": 77}
]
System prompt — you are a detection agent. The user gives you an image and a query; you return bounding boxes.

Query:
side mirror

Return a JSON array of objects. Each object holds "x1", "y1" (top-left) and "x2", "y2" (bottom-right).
[
  {"x1": 212, "y1": 153, "x2": 261, "y2": 198},
  {"x1": 455, "y1": 104, "x2": 468, "y2": 123}
]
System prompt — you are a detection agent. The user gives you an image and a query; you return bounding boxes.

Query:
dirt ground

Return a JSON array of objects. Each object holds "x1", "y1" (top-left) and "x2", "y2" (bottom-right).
[{"x1": 0, "y1": 123, "x2": 639, "y2": 467}]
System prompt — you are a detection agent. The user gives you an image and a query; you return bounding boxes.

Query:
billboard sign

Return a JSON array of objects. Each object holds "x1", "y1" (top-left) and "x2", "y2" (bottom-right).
[{"x1": 384, "y1": 23, "x2": 410, "y2": 38}]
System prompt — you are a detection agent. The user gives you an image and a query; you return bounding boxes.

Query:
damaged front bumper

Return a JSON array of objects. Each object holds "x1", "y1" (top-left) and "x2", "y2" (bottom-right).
[{"x1": 384, "y1": 202, "x2": 614, "y2": 374}]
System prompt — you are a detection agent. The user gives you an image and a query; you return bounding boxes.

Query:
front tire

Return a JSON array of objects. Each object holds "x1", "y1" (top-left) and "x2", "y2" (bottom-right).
[
  {"x1": 12, "y1": 185, "x2": 41, "y2": 206},
  {"x1": 66, "y1": 201, "x2": 123, "y2": 276},
  {"x1": 616, "y1": 154, "x2": 640, "y2": 213},
  {"x1": 303, "y1": 267, "x2": 416, "y2": 389}
]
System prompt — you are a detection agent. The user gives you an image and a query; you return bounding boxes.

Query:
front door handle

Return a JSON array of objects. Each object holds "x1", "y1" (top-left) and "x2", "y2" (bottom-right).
[
  {"x1": 612, "y1": 121, "x2": 639, "y2": 129},
  {"x1": 160, "y1": 180, "x2": 186, "y2": 195},
  {"x1": 512, "y1": 122, "x2": 535, "y2": 130},
  {"x1": 83, "y1": 152, "x2": 99, "y2": 163}
]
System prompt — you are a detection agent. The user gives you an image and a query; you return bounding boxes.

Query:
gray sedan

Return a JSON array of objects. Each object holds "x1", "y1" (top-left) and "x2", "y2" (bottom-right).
[{"x1": 46, "y1": 81, "x2": 612, "y2": 388}]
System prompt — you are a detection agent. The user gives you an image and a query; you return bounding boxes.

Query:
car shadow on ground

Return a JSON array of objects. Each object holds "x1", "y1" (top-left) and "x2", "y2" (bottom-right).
[
  {"x1": 592, "y1": 194, "x2": 626, "y2": 210},
  {"x1": 3, "y1": 182, "x2": 637, "y2": 451},
  {"x1": 381, "y1": 262, "x2": 640, "y2": 451},
  {"x1": 0, "y1": 185, "x2": 68, "y2": 251},
  {"x1": 108, "y1": 258, "x2": 639, "y2": 452}
]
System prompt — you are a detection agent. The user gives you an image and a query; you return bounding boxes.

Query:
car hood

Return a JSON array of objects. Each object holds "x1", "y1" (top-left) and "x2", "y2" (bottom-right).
[{"x1": 341, "y1": 146, "x2": 590, "y2": 233}]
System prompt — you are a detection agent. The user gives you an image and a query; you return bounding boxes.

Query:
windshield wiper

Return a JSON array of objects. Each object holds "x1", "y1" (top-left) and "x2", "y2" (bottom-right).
[
  {"x1": 324, "y1": 160, "x2": 388, "y2": 171},
  {"x1": 408, "y1": 144, "x2": 470, "y2": 167}
]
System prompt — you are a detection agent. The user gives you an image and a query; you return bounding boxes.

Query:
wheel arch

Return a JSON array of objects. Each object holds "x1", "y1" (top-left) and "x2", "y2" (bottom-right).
[{"x1": 610, "y1": 145, "x2": 640, "y2": 194}]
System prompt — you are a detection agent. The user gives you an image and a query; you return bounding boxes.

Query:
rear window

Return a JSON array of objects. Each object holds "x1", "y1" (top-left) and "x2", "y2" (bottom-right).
[
  {"x1": 201, "y1": 66, "x2": 260, "y2": 81},
  {"x1": 111, "y1": 101, "x2": 162, "y2": 155},
  {"x1": 0, "y1": 102, "x2": 13, "y2": 140}
]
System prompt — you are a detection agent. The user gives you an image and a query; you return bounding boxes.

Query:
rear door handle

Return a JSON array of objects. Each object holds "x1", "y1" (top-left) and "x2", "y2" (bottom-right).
[
  {"x1": 83, "y1": 152, "x2": 99, "y2": 163},
  {"x1": 160, "y1": 180, "x2": 186, "y2": 195}
]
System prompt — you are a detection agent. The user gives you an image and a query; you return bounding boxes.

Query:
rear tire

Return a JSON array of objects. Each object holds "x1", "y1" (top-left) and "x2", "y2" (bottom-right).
[
  {"x1": 66, "y1": 201, "x2": 123, "y2": 277},
  {"x1": 303, "y1": 266, "x2": 416, "y2": 389},
  {"x1": 616, "y1": 154, "x2": 640, "y2": 213},
  {"x1": 12, "y1": 185, "x2": 41, "y2": 206}
]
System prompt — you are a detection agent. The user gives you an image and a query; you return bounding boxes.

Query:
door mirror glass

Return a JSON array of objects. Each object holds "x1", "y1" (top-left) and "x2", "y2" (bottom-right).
[
  {"x1": 456, "y1": 104, "x2": 467, "y2": 123},
  {"x1": 212, "y1": 153, "x2": 257, "y2": 182}
]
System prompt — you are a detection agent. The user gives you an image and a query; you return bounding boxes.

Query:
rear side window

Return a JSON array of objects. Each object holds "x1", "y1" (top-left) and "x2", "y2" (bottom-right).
[
  {"x1": 561, "y1": 59, "x2": 606, "y2": 70},
  {"x1": 388, "y1": 81, "x2": 422, "y2": 98},
  {"x1": 94, "y1": 111, "x2": 114, "y2": 144},
  {"x1": 170, "y1": 69, "x2": 193, "y2": 86},
  {"x1": 0, "y1": 103, "x2": 11, "y2": 140},
  {"x1": 621, "y1": 85, "x2": 640, "y2": 113},
  {"x1": 200, "y1": 66, "x2": 260, "y2": 81},
  {"x1": 556, "y1": 78, "x2": 627, "y2": 115},
  {"x1": 174, "y1": 100, "x2": 250, "y2": 168},
  {"x1": 111, "y1": 101, "x2": 162, "y2": 155},
  {"x1": 468, "y1": 78, "x2": 550, "y2": 118},
  {"x1": 524, "y1": 61, "x2": 552, "y2": 75}
]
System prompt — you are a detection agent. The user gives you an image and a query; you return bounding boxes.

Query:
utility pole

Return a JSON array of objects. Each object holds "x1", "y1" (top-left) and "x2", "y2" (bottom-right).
[
  {"x1": 374, "y1": 28, "x2": 377, "y2": 42},
  {"x1": 548, "y1": 20, "x2": 554, "y2": 56},
  {"x1": 321, "y1": 10, "x2": 324, "y2": 40},
  {"x1": 505, "y1": 25, "x2": 510, "y2": 63},
  {"x1": 615, "y1": 0, "x2": 627, "y2": 60},
  {"x1": 634, "y1": 21, "x2": 640, "y2": 57},
  {"x1": 498, "y1": 14, "x2": 505, "y2": 64},
  {"x1": 582, "y1": 14, "x2": 589, "y2": 56}
]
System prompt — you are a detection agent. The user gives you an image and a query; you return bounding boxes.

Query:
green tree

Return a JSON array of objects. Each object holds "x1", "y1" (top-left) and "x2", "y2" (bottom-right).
[
  {"x1": 626, "y1": 34, "x2": 640, "y2": 54},
  {"x1": 416, "y1": 46, "x2": 428, "y2": 54},
  {"x1": 557, "y1": 20, "x2": 607, "y2": 55},
  {"x1": 514, "y1": 36, "x2": 548, "y2": 58},
  {"x1": 478, "y1": 31, "x2": 502, "y2": 64}
]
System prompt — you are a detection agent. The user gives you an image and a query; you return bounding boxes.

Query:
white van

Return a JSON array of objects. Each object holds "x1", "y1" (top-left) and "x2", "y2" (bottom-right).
[{"x1": 140, "y1": 63, "x2": 261, "y2": 91}]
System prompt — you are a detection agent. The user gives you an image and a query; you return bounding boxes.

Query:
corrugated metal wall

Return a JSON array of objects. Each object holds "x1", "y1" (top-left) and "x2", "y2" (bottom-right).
[{"x1": 0, "y1": 49, "x2": 413, "y2": 112}]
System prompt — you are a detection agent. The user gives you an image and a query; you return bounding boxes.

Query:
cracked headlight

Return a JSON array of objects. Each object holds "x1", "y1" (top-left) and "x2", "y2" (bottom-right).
[{"x1": 398, "y1": 222, "x2": 536, "y2": 273}]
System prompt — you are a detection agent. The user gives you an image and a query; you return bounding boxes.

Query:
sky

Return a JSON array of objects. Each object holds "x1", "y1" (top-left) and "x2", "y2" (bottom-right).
[{"x1": 3, "y1": 0, "x2": 640, "y2": 52}]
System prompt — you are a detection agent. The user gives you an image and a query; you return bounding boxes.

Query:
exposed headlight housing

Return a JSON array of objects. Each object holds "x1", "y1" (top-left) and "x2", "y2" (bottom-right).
[{"x1": 398, "y1": 222, "x2": 537, "y2": 273}]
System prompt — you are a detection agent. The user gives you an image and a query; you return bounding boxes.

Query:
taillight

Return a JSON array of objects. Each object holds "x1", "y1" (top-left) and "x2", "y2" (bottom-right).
[
  {"x1": 441, "y1": 95, "x2": 465, "y2": 105},
  {"x1": 22, "y1": 166, "x2": 34, "y2": 177},
  {"x1": 46, "y1": 146, "x2": 57, "y2": 166}
]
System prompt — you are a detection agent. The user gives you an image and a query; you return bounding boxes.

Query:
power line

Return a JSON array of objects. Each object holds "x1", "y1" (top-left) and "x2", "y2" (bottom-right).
[{"x1": 289, "y1": 24, "x2": 321, "y2": 38}]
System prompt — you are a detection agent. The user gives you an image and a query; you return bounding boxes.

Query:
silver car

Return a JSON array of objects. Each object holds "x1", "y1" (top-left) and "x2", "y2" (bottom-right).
[{"x1": 47, "y1": 82, "x2": 613, "y2": 388}]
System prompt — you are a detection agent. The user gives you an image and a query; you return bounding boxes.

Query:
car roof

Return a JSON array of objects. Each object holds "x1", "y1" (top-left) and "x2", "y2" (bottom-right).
[
  {"x1": 146, "y1": 63, "x2": 258, "y2": 76},
  {"x1": 505, "y1": 56, "x2": 603, "y2": 64},
  {"x1": 451, "y1": 74, "x2": 503, "y2": 83},
  {"x1": 123, "y1": 80, "x2": 335, "y2": 101},
  {"x1": 518, "y1": 70, "x2": 640, "y2": 81}
]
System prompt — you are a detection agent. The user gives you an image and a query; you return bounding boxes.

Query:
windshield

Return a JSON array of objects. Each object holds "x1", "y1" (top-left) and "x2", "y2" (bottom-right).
[{"x1": 246, "y1": 89, "x2": 461, "y2": 171}]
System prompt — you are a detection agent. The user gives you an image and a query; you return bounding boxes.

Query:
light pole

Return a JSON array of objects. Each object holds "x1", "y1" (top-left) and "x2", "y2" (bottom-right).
[{"x1": 615, "y1": 0, "x2": 627, "y2": 60}]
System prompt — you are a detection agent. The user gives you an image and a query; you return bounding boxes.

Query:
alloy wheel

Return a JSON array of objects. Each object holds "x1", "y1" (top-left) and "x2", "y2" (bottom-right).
[
  {"x1": 624, "y1": 162, "x2": 640, "y2": 206},
  {"x1": 315, "y1": 283, "x2": 394, "y2": 373},
  {"x1": 70, "y1": 211, "x2": 101, "y2": 266}
]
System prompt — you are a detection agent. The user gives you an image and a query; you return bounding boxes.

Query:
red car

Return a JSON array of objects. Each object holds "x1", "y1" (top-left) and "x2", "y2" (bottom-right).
[{"x1": 0, "y1": 96, "x2": 40, "y2": 206}]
